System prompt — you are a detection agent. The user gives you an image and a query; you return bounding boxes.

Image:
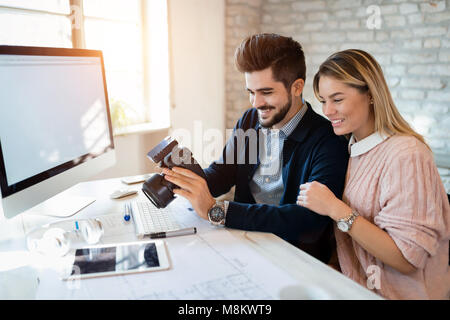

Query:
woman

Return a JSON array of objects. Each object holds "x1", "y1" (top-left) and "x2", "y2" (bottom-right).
[{"x1": 297, "y1": 49, "x2": 449, "y2": 300}]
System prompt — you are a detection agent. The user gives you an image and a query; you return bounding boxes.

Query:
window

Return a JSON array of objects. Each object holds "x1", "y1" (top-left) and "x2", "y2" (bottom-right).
[
  {"x1": 0, "y1": 0, "x2": 72, "y2": 47},
  {"x1": 0, "y1": 0, "x2": 170, "y2": 133},
  {"x1": 83, "y1": 0, "x2": 145, "y2": 126}
]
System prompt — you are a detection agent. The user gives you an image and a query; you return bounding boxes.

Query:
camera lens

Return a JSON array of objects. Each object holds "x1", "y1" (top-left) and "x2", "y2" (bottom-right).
[
  {"x1": 144, "y1": 137, "x2": 206, "y2": 209},
  {"x1": 142, "y1": 174, "x2": 175, "y2": 208}
]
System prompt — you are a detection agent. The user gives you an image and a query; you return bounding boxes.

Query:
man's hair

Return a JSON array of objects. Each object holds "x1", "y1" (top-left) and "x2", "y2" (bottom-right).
[{"x1": 234, "y1": 33, "x2": 306, "y2": 90}]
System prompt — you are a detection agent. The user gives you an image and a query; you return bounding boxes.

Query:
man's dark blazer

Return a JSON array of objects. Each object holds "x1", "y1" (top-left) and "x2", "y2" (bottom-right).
[{"x1": 203, "y1": 103, "x2": 349, "y2": 263}]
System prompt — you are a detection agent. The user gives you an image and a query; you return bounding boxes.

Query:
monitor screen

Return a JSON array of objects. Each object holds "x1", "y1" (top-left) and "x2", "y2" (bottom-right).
[{"x1": 0, "y1": 46, "x2": 115, "y2": 218}]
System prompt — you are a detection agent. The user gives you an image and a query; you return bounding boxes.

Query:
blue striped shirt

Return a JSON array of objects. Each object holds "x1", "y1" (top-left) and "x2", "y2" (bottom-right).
[{"x1": 249, "y1": 102, "x2": 308, "y2": 205}]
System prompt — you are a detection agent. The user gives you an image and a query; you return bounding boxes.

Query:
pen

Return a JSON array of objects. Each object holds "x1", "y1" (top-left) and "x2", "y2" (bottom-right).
[
  {"x1": 148, "y1": 227, "x2": 197, "y2": 239},
  {"x1": 124, "y1": 203, "x2": 131, "y2": 222}
]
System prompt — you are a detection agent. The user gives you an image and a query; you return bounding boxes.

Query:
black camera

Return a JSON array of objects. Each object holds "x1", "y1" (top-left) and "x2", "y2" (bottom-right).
[{"x1": 142, "y1": 136, "x2": 206, "y2": 208}]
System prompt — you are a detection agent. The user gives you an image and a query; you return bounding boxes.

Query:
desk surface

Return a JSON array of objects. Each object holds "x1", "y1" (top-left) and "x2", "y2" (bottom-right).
[{"x1": 0, "y1": 176, "x2": 382, "y2": 300}]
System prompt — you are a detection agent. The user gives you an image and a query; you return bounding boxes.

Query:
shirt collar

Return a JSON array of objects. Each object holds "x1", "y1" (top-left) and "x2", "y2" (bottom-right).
[
  {"x1": 279, "y1": 101, "x2": 307, "y2": 138},
  {"x1": 255, "y1": 100, "x2": 313, "y2": 143},
  {"x1": 349, "y1": 131, "x2": 389, "y2": 157}
]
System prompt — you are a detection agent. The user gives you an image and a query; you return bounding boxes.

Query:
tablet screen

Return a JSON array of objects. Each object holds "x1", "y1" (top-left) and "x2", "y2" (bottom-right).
[{"x1": 71, "y1": 242, "x2": 160, "y2": 277}]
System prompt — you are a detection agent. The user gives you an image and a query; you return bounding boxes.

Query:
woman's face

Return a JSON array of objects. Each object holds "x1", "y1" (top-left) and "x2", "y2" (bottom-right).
[{"x1": 318, "y1": 75, "x2": 375, "y2": 141}]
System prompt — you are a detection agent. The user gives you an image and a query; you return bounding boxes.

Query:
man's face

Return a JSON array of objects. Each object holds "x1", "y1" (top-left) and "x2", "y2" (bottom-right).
[{"x1": 245, "y1": 67, "x2": 292, "y2": 128}]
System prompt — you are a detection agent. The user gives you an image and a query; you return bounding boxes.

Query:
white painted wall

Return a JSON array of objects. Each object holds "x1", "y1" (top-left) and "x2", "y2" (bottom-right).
[{"x1": 168, "y1": 0, "x2": 226, "y2": 167}]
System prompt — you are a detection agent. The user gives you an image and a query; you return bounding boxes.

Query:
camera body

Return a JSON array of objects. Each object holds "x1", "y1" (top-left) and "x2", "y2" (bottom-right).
[{"x1": 142, "y1": 136, "x2": 206, "y2": 208}]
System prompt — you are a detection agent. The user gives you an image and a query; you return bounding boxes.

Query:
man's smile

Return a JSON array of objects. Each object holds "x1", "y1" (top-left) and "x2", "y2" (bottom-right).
[{"x1": 257, "y1": 106, "x2": 275, "y2": 118}]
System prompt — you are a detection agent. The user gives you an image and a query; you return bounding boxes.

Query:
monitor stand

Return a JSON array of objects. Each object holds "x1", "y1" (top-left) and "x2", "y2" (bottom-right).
[{"x1": 28, "y1": 194, "x2": 96, "y2": 218}]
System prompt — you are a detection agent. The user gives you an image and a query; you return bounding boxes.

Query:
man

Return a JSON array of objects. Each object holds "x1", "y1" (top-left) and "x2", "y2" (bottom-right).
[{"x1": 162, "y1": 33, "x2": 349, "y2": 263}]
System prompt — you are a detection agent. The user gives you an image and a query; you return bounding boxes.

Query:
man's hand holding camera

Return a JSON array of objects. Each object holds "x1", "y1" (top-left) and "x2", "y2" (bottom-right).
[{"x1": 162, "y1": 167, "x2": 215, "y2": 220}]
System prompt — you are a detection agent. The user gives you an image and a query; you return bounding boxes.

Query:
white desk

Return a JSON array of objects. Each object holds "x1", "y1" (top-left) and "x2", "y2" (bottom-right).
[{"x1": 0, "y1": 177, "x2": 382, "y2": 300}]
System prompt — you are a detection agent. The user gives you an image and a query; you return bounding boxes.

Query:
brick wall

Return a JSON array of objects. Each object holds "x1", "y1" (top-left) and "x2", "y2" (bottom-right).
[
  {"x1": 225, "y1": 0, "x2": 262, "y2": 129},
  {"x1": 225, "y1": 0, "x2": 450, "y2": 192}
]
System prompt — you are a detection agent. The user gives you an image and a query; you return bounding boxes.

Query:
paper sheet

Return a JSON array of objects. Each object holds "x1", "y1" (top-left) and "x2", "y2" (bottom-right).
[{"x1": 35, "y1": 226, "x2": 300, "y2": 300}]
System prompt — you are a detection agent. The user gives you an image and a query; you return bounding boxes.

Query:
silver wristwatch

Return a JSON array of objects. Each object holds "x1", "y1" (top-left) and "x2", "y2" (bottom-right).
[
  {"x1": 207, "y1": 200, "x2": 226, "y2": 226},
  {"x1": 337, "y1": 210, "x2": 359, "y2": 233}
]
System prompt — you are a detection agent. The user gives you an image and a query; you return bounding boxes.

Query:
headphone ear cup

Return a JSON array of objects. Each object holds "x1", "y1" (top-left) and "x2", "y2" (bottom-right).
[
  {"x1": 39, "y1": 228, "x2": 70, "y2": 256},
  {"x1": 79, "y1": 219, "x2": 103, "y2": 244}
]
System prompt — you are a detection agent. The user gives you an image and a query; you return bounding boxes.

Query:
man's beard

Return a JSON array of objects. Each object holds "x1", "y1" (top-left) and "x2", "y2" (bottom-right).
[{"x1": 258, "y1": 96, "x2": 292, "y2": 128}]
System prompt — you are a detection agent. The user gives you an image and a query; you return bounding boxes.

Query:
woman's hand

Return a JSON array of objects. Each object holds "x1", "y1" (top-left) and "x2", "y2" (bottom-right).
[
  {"x1": 297, "y1": 181, "x2": 350, "y2": 221},
  {"x1": 298, "y1": 182, "x2": 417, "y2": 275}
]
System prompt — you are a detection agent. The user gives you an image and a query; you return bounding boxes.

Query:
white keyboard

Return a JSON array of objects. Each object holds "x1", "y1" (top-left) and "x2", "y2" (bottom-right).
[{"x1": 130, "y1": 201, "x2": 181, "y2": 239}]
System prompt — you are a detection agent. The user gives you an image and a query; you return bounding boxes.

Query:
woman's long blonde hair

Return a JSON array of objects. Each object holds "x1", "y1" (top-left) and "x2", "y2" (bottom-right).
[{"x1": 313, "y1": 49, "x2": 428, "y2": 148}]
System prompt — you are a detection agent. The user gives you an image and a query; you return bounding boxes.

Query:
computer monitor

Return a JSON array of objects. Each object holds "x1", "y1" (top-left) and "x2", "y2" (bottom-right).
[{"x1": 0, "y1": 46, "x2": 116, "y2": 219}]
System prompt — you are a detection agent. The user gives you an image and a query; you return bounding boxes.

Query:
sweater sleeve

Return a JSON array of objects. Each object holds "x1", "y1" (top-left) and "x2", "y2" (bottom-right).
[
  {"x1": 374, "y1": 143, "x2": 450, "y2": 269},
  {"x1": 203, "y1": 108, "x2": 261, "y2": 197},
  {"x1": 203, "y1": 132, "x2": 238, "y2": 197}
]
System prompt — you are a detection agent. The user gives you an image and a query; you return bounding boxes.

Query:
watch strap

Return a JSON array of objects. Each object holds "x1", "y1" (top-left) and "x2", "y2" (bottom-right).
[
  {"x1": 348, "y1": 210, "x2": 359, "y2": 229},
  {"x1": 338, "y1": 210, "x2": 359, "y2": 232}
]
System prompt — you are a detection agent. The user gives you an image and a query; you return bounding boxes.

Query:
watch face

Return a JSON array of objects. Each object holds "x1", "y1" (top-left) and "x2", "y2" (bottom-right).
[
  {"x1": 337, "y1": 221, "x2": 349, "y2": 232},
  {"x1": 209, "y1": 206, "x2": 224, "y2": 222}
]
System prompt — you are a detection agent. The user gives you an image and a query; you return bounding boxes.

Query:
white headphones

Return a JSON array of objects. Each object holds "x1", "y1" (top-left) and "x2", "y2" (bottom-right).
[{"x1": 28, "y1": 218, "x2": 104, "y2": 257}]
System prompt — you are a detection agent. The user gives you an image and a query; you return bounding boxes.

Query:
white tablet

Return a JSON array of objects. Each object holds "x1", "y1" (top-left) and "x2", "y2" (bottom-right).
[{"x1": 61, "y1": 239, "x2": 170, "y2": 280}]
